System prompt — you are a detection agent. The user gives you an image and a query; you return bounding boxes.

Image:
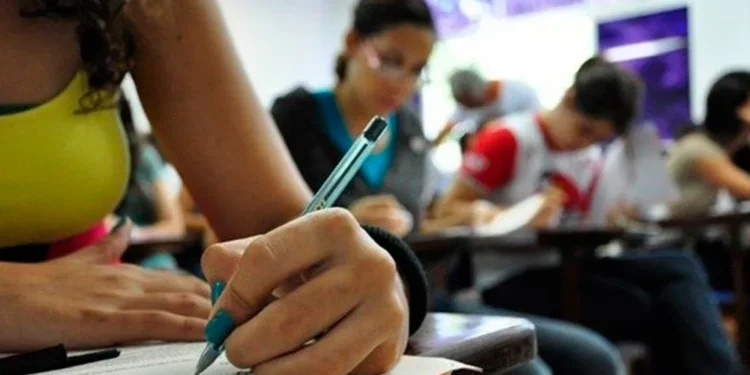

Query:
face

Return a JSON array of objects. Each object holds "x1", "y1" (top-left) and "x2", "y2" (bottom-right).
[
  {"x1": 344, "y1": 25, "x2": 435, "y2": 114},
  {"x1": 553, "y1": 90, "x2": 618, "y2": 151}
]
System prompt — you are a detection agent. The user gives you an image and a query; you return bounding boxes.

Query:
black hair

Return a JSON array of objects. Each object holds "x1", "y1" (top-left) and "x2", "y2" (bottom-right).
[
  {"x1": 572, "y1": 56, "x2": 643, "y2": 135},
  {"x1": 335, "y1": 0, "x2": 436, "y2": 81},
  {"x1": 114, "y1": 94, "x2": 146, "y2": 215},
  {"x1": 20, "y1": 0, "x2": 134, "y2": 112},
  {"x1": 702, "y1": 71, "x2": 750, "y2": 144}
]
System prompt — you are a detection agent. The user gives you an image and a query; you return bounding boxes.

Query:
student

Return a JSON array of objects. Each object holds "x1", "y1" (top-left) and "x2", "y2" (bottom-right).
[
  {"x1": 272, "y1": 2, "x2": 626, "y2": 374},
  {"x1": 433, "y1": 69, "x2": 541, "y2": 145},
  {"x1": 668, "y1": 71, "x2": 750, "y2": 294},
  {"x1": 113, "y1": 96, "x2": 185, "y2": 270},
  {"x1": 668, "y1": 71, "x2": 750, "y2": 218},
  {"x1": 437, "y1": 57, "x2": 742, "y2": 375},
  {"x1": 0, "y1": 2, "x2": 420, "y2": 374}
]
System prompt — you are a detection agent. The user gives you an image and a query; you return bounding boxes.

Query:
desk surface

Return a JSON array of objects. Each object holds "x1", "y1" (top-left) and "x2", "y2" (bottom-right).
[{"x1": 410, "y1": 313, "x2": 536, "y2": 374}]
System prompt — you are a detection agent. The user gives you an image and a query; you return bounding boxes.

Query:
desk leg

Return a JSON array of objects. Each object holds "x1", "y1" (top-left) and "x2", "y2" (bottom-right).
[
  {"x1": 561, "y1": 249, "x2": 582, "y2": 323},
  {"x1": 729, "y1": 224, "x2": 749, "y2": 367}
]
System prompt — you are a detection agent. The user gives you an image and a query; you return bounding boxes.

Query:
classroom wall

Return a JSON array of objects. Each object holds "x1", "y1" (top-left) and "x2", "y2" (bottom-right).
[
  {"x1": 218, "y1": 0, "x2": 356, "y2": 107},
  {"x1": 688, "y1": 0, "x2": 750, "y2": 121}
]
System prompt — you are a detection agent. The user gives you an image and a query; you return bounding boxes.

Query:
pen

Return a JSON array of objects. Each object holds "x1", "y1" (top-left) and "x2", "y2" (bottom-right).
[
  {"x1": 0, "y1": 344, "x2": 120, "y2": 375},
  {"x1": 195, "y1": 116, "x2": 389, "y2": 375}
]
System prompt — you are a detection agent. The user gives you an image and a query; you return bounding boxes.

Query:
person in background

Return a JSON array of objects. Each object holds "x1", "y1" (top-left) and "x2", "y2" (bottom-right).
[
  {"x1": 668, "y1": 71, "x2": 750, "y2": 218},
  {"x1": 114, "y1": 96, "x2": 185, "y2": 270},
  {"x1": 437, "y1": 56, "x2": 742, "y2": 375},
  {"x1": 432, "y1": 69, "x2": 541, "y2": 146},
  {"x1": 272, "y1": 2, "x2": 626, "y2": 374},
  {"x1": 1, "y1": 2, "x2": 419, "y2": 374},
  {"x1": 668, "y1": 71, "x2": 750, "y2": 294}
]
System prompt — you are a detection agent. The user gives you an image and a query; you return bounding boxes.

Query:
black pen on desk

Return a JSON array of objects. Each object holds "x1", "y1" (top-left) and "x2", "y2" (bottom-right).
[
  {"x1": 0, "y1": 344, "x2": 120, "y2": 375},
  {"x1": 194, "y1": 116, "x2": 390, "y2": 375}
]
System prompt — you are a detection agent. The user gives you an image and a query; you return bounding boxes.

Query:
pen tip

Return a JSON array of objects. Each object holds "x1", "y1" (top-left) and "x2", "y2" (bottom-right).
[{"x1": 195, "y1": 344, "x2": 221, "y2": 375}]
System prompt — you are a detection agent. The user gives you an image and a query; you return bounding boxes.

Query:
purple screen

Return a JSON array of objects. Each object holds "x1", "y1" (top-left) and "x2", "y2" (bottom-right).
[{"x1": 598, "y1": 8, "x2": 691, "y2": 139}]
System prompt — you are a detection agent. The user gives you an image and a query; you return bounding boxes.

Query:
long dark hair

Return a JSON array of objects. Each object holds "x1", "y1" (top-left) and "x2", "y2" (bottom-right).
[
  {"x1": 335, "y1": 0, "x2": 435, "y2": 81},
  {"x1": 114, "y1": 94, "x2": 147, "y2": 215},
  {"x1": 20, "y1": 0, "x2": 134, "y2": 111},
  {"x1": 703, "y1": 71, "x2": 750, "y2": 144}
]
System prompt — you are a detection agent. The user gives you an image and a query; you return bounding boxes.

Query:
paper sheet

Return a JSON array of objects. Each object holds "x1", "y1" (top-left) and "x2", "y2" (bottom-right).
[
  {"x1": 474, "y1": 195, "x2": 546, "y2": 236},
  {"x1": 43, "y1": 343, "x2": 482, "y2": 375}
]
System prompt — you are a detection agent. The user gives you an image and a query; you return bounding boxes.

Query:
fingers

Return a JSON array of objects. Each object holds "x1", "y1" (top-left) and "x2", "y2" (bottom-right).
[
  {"x1": 242, "y1": 306, "x2": 385, "y2": 375},
  {"x1": 56, "y1": 220, "x2": 132, "y2": 265},
  {"x1": 121, "y1": 292, "x2": 212, "y2": 319},
  {"x1": 201, "y1": 237, "x2": 249, "y2": 285},
  {"x1": 224, "y1": 267, "x2": 362, "y2": 367},
  {"x1": 142, "y1": 270, "x2": 211, "y2": 298},
  {"x1": 87, "y1": 310, "x2": 205, "y2": 345},
  {"x1": 213, "y1": 209, "x2": 364, "y2": 323}
]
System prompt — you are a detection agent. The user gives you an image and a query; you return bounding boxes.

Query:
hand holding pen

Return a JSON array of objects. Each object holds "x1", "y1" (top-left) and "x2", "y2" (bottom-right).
[{"x1": 197, "y1": 117, "x2": 411, "y2": 375}]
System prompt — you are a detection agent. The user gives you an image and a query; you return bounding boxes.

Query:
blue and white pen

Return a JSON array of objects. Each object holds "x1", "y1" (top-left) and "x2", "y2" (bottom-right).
[{"x1": 194, "y1": 116, "x2": 389, "y2": 375}]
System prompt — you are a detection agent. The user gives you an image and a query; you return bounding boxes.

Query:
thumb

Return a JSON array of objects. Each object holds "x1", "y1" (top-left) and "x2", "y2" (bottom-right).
[
  {"x1": 201, "y1": 237, "x2": 253, "y2": 285},
  {"x1": 56, "y1": 218, "x2": 132, "y2": 265}
]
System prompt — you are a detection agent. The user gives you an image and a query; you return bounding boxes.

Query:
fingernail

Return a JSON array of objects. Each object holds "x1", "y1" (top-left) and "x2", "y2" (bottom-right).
[
  {"x1": 205, "y1": 310, "x2": 235, "y2": 345},
  {"x1": 211, "y1": 281, "x2": 226, "y2": 305},
  {"x1": 111, "y1": 217, "x2": 128, "y2": 233}
]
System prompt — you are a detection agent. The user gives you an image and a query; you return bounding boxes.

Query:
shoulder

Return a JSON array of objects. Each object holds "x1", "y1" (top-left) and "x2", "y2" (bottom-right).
[
  {"x1": 270, "y1": 87, "x2": 321, "y2": 134},
  {"x1": 675, "y1": 133, "x2": 725, "y2": 161}
]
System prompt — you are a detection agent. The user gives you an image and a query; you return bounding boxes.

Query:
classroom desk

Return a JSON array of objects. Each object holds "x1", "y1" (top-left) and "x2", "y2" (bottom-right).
[
  {"x1": 407, "y1": 228, "x2": 623, "y2": 322},
  {"x1": 410, "y1": 313, "x2": 536, "y2": 374}
]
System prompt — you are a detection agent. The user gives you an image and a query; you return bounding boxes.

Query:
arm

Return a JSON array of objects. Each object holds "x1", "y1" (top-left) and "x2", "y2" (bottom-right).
[
  {"x1": 126, "y1": 0, "x2": 310, "y2": 240},
  {"x1": 435, "y1": 127, "x2": 518, "y2": 220},
  {"x1": 693, "y1": 154, "x2": 750, "y2": 199}
]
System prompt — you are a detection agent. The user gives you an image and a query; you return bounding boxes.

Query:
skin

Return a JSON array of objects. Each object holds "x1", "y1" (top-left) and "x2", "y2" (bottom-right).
[
  {"x1": 0, "y1": 1, "x2": 410, "y2": 373},
  {"x1": 691, "y1": 95, "x2": 750, "y2": 198},
  {"x1": 435, "y1": 89, "x2": 617, "y2": 227}
]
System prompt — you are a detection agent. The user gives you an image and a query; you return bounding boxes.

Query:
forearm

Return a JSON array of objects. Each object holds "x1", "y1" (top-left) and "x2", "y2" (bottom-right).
[{"x1": 129, "y1": 0, "x2": 310, "y2": 240}]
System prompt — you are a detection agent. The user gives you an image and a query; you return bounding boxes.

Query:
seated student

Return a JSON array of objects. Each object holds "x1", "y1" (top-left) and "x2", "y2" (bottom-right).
[
  {"x1": 437, "y1": 56, "x2": 742, "y2": 375},
  {"x1": 668, "y1": 71, "x2": 750, "y2": 218},
  {"x1": 114, "y1": 96, "x2": 185, "y2": 270},
  {"x1": 272, "y1": 2, "x2": 626, "y2": 374},
  {"x1": 0, "y1": 2, "x2": 419, "y2": 374},
  {"x1": 433, "y1": 69, "x2": 541, "y2": 146},
  {"x1": 668, "y1": 71, "x2": 750, "y2": 294}
]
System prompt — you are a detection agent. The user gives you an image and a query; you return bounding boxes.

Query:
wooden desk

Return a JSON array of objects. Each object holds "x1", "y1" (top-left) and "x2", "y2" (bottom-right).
[
  {"x1": 408, "y1": 228, "x2": 624, "y2": 322},
  {"x1": 410, "y1": 313, "x2": 536, "y2": 374}
]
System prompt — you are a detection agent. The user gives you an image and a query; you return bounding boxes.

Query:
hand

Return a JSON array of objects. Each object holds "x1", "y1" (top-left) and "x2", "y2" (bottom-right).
[
  {"x1": 0, "y1": 221, "x2": 210, "y2": 352},
  {"x1": 606, "y1": 202, "x2": 640, "y2": 228},
  {"x1": 529, "y1": 187, "x2": 566, "y2": 228},
  {"x1": 469, "y1": 200, "x2": 503, "y2": 226},
  {"x1": 202, "y1": 209, "x2": 409, "y2": 375},
  {"x1": 349, "y1": 195, "x2": 414, "y2": 237}
]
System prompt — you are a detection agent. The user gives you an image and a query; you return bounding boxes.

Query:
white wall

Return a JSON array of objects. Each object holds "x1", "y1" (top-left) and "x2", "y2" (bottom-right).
[
  {"x1": 689, "y1": 0, "x2": 750, "y2": 120},
  {"x1": 218, "y1": 0, "x2": 355, "y2": 106}
]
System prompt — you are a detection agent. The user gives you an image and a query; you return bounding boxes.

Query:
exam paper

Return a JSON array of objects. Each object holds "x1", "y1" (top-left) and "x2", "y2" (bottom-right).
[
  {"x1": 474, "y1": 195, "x2": 546, "y2": 236},
  {"x1": 44, "y1": 343, "x2": 482, "y2": 375}
]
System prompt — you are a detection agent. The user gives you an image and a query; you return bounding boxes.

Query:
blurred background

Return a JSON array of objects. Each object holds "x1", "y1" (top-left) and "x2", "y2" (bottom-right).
[{"x1": 122, "y1": 0, "x2": 750, "y2": 186}]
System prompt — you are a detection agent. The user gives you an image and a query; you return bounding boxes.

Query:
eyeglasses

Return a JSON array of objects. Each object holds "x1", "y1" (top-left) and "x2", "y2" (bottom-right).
[{"x1": 362, "y1": 44, "x2": 430, "y2": 86}]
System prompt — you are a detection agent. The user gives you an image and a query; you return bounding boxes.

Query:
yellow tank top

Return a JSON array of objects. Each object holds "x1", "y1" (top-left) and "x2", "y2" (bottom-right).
[{"x1": 0, "y1": 72, "x2": 129, "y2": 247}]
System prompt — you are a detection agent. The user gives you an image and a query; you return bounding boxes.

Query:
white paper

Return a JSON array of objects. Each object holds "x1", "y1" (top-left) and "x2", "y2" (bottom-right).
[
  {"x1": 474, "y1": 195, "x2": 546, "y2": 236},
  {"x1": 587, "y1": 124, "x2": 678, "y2": 226},
  {"x1": 42, "y1": 343, "x2": 482, "y2": 375}
]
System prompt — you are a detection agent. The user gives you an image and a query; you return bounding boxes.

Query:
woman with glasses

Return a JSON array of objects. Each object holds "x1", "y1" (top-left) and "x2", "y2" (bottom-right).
[{"x1": 272, "y1": 1, "x2": 630, "y2": 374}]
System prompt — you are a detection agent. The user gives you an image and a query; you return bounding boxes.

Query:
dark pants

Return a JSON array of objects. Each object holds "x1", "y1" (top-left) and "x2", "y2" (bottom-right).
[
  {"x1": 482, "y1": 251, "x2": 742, "y2": 375},
  {"x1": 433, "y1": 291, "x2": 626, "y2": 375}
]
